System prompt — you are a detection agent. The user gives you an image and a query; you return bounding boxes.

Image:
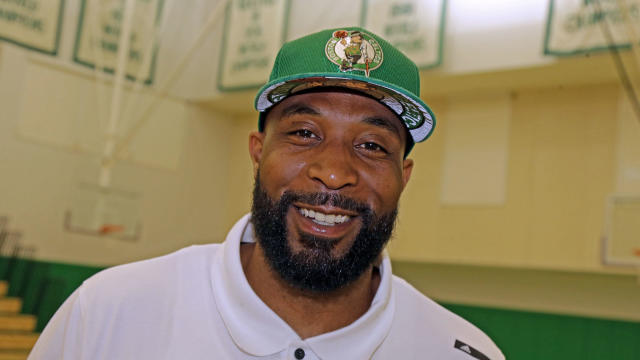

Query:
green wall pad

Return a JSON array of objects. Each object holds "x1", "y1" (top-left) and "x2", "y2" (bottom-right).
[
  {"x1": 0, "y1": 256, "x2": 104, "y2": 331},
  {"x1": 445, "y1": 303, "x2": 640, "y2": 360}
]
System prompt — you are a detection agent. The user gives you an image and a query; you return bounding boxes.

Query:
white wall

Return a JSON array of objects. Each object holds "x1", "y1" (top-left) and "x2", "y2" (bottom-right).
[{"x1": 440, "y1": 0, "x2": 554, "y2": 74}]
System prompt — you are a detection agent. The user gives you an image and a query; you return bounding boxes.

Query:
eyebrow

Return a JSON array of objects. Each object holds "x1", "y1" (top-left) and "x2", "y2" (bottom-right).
[
  {"x1": 280, "y1": 104, "x2": 320, "y2": 118},
  {"x1": 362, "y1": 116, "x2": 403, "y2": 139}
]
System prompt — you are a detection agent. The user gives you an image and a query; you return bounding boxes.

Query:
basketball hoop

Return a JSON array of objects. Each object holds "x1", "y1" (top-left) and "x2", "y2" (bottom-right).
[
  {"x1": 64, "y1": 182, "x2": 141, "y2": 241},
  {"x1": 602, "y1": 195, "x2": 640, "y2": 272}
]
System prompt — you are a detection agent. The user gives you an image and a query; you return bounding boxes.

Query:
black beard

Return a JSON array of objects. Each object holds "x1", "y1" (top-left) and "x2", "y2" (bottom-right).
[{"x1": 250, "y1": 174, "x2": 397, "y2": 293}]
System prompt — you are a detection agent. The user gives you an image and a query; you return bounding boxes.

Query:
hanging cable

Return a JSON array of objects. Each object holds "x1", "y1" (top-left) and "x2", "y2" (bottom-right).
[{"x1": 596, "y1": 0, "x2": 640, "y2": 125}]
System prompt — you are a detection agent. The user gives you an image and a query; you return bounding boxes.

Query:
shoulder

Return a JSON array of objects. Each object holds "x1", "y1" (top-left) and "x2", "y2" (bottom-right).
[
  {"x1": 384, "y1": 275, "x2": 504, "y2": 360},
  {"x1": 31, "y1": 244, "x2": 224, "y2": 358},
  {"x1": 79, "y1": 244, "x2": 221, "y2": 308}
]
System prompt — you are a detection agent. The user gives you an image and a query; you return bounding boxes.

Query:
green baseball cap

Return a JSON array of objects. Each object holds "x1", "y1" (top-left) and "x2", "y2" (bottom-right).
[{"x1": 254, "y1": 27, "x2": 435, "y2": 154}]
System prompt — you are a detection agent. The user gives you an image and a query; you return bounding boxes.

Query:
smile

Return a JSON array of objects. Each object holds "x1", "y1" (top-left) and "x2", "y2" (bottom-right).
[{"x1": 297, "y1": 207, "x2": 351, "y2": 226}]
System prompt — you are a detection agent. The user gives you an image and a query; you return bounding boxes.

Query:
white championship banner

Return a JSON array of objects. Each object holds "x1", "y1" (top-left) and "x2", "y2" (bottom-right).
[
  {"x1": 0, "y1": 0, "x2": 64, "y2": 55},
  {"x1": 73, "y1": 0, "x2": 164, "y2": 84},
  {"x1": 363, "y1": 0, "x2": 446, "y2": 69},
  {"x1": 217, "y1": 0, "x2": 288, "y2": 91},
  {"x1": 545, "y1": 0, "x2": 640, "y2": 55}
]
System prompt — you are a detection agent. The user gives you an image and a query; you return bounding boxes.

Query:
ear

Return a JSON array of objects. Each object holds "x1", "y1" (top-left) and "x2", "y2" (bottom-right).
[
  {"x1": 248, "y1": 131, "x2": 265, "y2": 179},
  {"x1": 401, "y1": 158, "x2": 414, "y2": 189}
]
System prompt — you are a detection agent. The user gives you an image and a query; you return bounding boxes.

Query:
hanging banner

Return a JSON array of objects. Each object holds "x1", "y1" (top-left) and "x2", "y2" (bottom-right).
[
  {"x1": 0, "y1": 0, "x2": 65, "y2": 55},
  {"x1": 73, "y1": 0, "x2": 164, "y2": 84},
  {"x1": 545, "y1": 0, "x2": 640, "y2": 55},
  {"x1": 217, "y1": 0, "x2": 288, "y2": 91},
  {"x1": 363, "y1": 0, "x2": 446, "y2": 69}
]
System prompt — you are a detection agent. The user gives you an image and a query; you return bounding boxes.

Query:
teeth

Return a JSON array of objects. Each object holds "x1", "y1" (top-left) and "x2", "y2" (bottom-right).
[{"x1": 298, "y1": 207, "x2": 351, "y2": 226}]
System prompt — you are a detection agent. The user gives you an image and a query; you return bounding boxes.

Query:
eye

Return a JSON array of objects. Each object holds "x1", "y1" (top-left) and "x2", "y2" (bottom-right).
[
  {"x1": 289, "y1": 129, "x2": 318, "y2": 139},
  {"x1": 357, "y1": 142, "x2": 388, "y2": 153}
]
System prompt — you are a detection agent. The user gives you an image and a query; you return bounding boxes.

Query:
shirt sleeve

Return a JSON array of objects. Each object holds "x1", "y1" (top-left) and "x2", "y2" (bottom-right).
[{"x1": 28, "y1": 288, "x2": 85, "y2": 360}]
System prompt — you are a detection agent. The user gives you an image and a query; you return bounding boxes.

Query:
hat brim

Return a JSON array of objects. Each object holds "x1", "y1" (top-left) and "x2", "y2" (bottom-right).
[{"x1": 254, "y1": 73, "x2": 436, "y2": 144}]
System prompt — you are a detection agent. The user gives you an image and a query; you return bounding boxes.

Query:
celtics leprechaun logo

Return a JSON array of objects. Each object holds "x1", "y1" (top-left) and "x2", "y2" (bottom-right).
[{"x1": 325, "y1": 30, "x2": 383, "y2": 77}]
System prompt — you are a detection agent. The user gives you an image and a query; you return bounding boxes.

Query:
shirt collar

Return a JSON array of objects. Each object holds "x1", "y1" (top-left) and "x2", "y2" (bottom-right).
[{"x1": 211, "y1": 214, "x2": 395, "y2": 358}]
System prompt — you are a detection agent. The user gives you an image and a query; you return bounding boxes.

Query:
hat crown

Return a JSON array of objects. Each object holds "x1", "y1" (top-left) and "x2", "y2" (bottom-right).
[
  {"x1": 254, "y1": 26, "x2": 436, "y2": 153},
  {"x1": 269, "y1": 27, "x2": 421, "y2": 97}
]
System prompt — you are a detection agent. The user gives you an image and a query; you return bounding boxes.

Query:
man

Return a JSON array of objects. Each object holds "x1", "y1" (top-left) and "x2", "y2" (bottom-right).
[{"x1": 30, "y1": 28, "x2": 504, "y2": 359}]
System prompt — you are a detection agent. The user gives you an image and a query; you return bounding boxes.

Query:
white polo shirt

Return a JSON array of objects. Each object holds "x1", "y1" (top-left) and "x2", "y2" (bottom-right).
[{"x1": 29, "y1": 214, "x2": 504, "y2": 360}]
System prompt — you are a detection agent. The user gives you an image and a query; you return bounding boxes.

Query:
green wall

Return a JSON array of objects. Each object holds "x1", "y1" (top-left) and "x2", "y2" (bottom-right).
[
  {"x1": 446, "y1": 304, "x2": 640, "y2": 360},
  {"x1": 3, "y1": 257, "x2": 639, "y2": 359},
  {"x1": 0, "y1": 256, "x2": 104, "y2": 331}
]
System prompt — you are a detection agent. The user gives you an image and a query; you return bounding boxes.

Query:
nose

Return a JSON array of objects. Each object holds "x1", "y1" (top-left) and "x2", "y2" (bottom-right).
[{"x1": 307, "y1": 142, "x2": 358, "y2": 190}]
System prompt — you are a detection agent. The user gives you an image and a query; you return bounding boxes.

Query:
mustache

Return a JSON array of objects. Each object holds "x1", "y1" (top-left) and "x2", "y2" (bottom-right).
[{"x1": 279, "y1": 190, "x2": 371, "y2": 215}]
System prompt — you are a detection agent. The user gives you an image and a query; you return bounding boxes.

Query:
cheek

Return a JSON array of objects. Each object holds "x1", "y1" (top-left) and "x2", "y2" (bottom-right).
[
  {"x1": 259, "y1": 150, "x2": 308, "y2": 196},
  {"x1": 361, "y1": 165, "x2": 405, "y2": 212}
]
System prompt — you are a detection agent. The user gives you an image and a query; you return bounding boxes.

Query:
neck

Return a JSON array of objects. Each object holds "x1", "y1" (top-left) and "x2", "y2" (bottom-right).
[{"x1": 240, "y1": 242, "x2": 381, "y2": 339}]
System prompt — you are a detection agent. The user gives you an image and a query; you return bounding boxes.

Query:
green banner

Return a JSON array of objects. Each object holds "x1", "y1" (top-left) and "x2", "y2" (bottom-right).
[
  {"x1": 0, "y1": 0, "x2": 65, "y2": 55},
  {"x1": 362, "y1": 0, "x2": 446, "y2": 69},
  {"x1": 73, "y1": 0, "x2": 164, "y2": 84},
  {"x1": 217, "y1": 0, "x2": 289, "y2": 91},
  {"x1": 545, "y1": 0, "x2": 640, "y2": 55}
]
